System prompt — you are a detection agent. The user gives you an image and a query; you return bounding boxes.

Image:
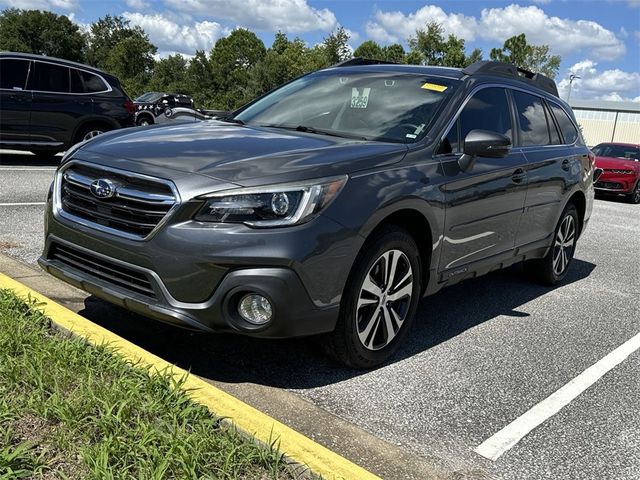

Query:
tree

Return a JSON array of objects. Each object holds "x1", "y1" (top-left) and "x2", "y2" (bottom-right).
[
  {"x1": 322, "y1": 26, "x2": 351, "y2": 64},
  {"x1": 490, "y1": 33, "x2": 561, "y2": 78},
  {"x1": 148, "y1": 54, "x2": 189, "y2": 94},
  {"x1": 408, "y1": 22, "x2": 479, "y2": 68},
  {"x1": 0, "y1": 8, "x2": 86, "y2": 62},
  {"x1": 383, "y1": 44, "x2": 406, "y2": 63},
  {"x1": 209, "y1": 28, "x2": 266, "y2": 109},
  {"x1": 187, "y1": 50, "x2": 216, "y2": 108},
  {"x1": 353, "y1": 40, "x2": 384, "y2": 60}
]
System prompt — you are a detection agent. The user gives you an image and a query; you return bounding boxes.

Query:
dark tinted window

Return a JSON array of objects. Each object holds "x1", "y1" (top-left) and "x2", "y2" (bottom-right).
[
  {"x1": 513, "y1": 91, "x2": 551, "y2": 146},
  {"x1": 460, "y1": 88, "x2": 513, "y2": 142},
  {"x1": 549, "y1": 103, "x2": 579, "y2": 144},
  {"x1": 544, "y1": 102, "x2": 562, "y2": 145},
  {"x1": 32, "y1": 61, "x2": 69, "y2": 93},
  {"x1": 70, "y1": 68, "x2": 107, "y2": 93},
  {"x1": 0, "y1": 59, "x2": 30, "y2": 90}
]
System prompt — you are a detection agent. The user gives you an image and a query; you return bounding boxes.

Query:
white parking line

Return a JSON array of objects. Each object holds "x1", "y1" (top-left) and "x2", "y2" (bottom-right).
[
  {"x1": 475, "y1": 330, "x2": 640, "y2": 461},
  {"x1": 0, "y1": 202, "x2": 46, "y2": 206}
]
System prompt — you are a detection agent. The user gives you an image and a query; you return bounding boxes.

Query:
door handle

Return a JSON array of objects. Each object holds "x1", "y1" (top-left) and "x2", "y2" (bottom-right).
[
  {"x1": 511, "y1": 168, "x2": 527, "y2": 184},
  {"x1": 561, "y1": 159, "x2": 571, "y2": 171}
]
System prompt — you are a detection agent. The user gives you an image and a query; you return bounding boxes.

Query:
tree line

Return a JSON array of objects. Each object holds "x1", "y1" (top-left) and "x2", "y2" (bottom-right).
[{"x1": 0, "y1": 8, "x2": 561, "y2": 110}]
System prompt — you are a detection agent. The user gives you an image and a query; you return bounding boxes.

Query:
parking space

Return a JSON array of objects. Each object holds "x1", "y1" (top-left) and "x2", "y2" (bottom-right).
[{"x1": 1, "y1": 149, "x2": 638, "y2": 479}]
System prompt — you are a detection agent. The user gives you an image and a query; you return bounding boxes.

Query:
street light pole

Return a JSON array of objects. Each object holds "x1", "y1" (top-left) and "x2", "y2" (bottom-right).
[{"x1": 567, "y1": 74, "x2": 580, "y2": 103}]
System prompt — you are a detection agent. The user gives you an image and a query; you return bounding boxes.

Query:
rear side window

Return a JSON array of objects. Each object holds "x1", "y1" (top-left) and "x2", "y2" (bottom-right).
[
  {"x1": 0, "y1": 59, "x2": 30, "y2": 90},
  {"x1": 460, "y1": 88, "x2": 513, "y2": 142},
  {"x1": 70, "y1": 68, "x2": 108, "y2": 93},
  {"x1": 549, "y1": 103, "x2": 579, "y2": 145},
  {"x1": 31, "y1": 61, "x2": 69, "y2": 93},
  {"x1": 544, "y1": 102, "x2": 562, "y2": 145},
  {"x1": 512, "y1": 90, "x2": 551, "y2": 146}
]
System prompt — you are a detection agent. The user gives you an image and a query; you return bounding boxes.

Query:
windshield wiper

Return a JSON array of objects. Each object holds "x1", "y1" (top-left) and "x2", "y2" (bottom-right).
[{"x1": 261, "y1": 124, "x2": 368, "y2": 141}]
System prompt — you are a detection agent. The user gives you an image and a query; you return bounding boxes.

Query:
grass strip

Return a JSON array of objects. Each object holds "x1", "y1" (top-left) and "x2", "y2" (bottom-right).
[{"x1": 0, "y1": 289, "x2": 294, "y2": 479}]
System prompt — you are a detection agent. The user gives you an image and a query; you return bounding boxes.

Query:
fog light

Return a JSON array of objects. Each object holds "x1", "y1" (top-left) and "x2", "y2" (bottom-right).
[{"x1": 238, "y1": 293, "x2": 273, "y2": 325}]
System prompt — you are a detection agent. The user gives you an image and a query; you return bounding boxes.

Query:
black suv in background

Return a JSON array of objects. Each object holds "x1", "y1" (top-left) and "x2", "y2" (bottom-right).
[
  {"x1": 0, "y1": 52, "x2": 135, "y2": 157},
  {"x1": 39, "y1": 60, "x2": 596, "y2": 368}
]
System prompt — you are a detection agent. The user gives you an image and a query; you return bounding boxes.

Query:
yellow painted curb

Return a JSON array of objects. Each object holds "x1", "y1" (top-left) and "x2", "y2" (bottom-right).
[{"x1": 0, "y1": 272, "x2": 380, "y2": 480}]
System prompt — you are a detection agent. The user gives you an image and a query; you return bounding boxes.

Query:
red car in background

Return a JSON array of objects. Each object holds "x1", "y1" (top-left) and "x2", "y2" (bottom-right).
[{"x1": 593, "y1": 142, "x2": 640, "y2": 204}]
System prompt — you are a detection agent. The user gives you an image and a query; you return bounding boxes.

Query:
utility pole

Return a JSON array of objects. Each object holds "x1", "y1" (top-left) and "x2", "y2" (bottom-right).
[{"x1": 567, "y1": 74, "x2": 580, "y2": 103}]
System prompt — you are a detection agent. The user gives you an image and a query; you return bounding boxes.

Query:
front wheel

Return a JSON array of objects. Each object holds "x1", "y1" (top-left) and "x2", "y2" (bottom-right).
[
  {"x1": 324, "y1": 227, "x2": 422, "y2": 368},
  {"x1": 627, "y1": 182, "x2": 640, "y2": 204},
  {"x1": 525, "y1": 204, "x2": 579, "y2": 285}
]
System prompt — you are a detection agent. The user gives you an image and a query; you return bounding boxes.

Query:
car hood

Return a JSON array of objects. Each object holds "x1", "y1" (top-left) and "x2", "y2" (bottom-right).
[
  {"x1": 595, "y1": 156, "x2": 640, "y2": 171},
  {"x1": 81, "y1": 121, "x2": 408, "y2": 186}
]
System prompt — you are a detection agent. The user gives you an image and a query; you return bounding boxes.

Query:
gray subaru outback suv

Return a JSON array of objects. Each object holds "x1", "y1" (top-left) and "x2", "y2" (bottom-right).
[{"x1": 39, "y1": 60, "x2": 596, "y2": 368}]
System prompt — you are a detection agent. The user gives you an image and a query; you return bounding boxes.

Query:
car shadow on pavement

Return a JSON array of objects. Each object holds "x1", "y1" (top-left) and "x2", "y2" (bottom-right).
[{"x1": 79, "y1": 258, "x2": 596, "y2": 389}]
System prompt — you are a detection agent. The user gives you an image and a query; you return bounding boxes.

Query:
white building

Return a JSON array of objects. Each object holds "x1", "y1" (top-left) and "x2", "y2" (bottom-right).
[{"x1": 570, "y1": 100, "x2": 639, "y2": 147}]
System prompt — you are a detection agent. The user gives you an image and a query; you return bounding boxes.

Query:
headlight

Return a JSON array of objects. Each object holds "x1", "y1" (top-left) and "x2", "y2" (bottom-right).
[{"x1": 194, "y1": 176, "x2": 347, "y2": 227}]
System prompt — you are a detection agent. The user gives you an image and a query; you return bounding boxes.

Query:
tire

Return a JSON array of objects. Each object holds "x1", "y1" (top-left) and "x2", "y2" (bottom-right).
[
  {"x1": 324, "y1": 226, "x2": 422, "y2": 368},
  {"x1": 525, "y1": 203, "x2": 579, "y2": 286},
  {"x1": 74, "y1": 124, "x2": 110, "y2": 144},
  {"x1": 627, "y1": 182, "x2": 640, "y2": 204}
]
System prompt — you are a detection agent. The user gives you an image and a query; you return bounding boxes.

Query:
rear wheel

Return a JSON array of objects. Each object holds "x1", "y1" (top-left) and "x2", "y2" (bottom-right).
[
  {"x1": 627, "y1": 182, "x2": 640, "y2": 204},
  {"x1": 324, "y1": 227, "x2": 422, "y2": 368},
  {"x1": 525, "y1": 204, "x2": 578, "y2": 286},
  {"x1": 136, "y1": 115, "x2": 154, "y2": 126}
]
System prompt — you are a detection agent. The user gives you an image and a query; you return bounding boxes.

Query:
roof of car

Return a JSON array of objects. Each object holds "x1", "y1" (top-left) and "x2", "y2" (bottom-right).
[
  {"x1": 324, "y1": 63, "x2": 467, "y2": 80},
  {"x1": 0, "y1": 51, "x2": 110, "y2": 76}
]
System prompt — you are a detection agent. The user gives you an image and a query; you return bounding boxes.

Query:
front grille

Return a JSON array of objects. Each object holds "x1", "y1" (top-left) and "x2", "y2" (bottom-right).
[
  {"x1": 50, "y1": 242, "x2": 157, "y2": 298},
  {"x1": 59, "y1": 163, "x2": 177, "y2": 238},
  {"x1": 595, "y1": 181, "x2": 622, "y2": 189}
]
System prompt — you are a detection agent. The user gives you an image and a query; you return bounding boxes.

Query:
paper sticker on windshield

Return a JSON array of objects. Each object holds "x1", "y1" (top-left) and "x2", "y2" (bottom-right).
[
  {"x1": 421, "y1": 82, "x2": 447, "y2": 92},
  {"x1": 351, "y1": 87, "x2": 371, "y2": 108}
]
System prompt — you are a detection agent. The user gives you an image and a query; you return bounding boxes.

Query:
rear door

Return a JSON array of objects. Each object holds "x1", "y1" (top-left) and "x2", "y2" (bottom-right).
[
  {"x1": 0, "y1": 58, "x2": 32, "y2": 144},
  {"x1": 511, "y1": 89, "x2": 570, "y2": 247},
  {"x1": 437, "y1": 87, "x2": 528, "y2": 276}
]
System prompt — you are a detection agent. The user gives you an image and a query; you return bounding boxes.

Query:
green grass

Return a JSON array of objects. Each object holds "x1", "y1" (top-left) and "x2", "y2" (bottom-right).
[{"x1": 0, "y1": 289, "x2": 294, "y2": 479}]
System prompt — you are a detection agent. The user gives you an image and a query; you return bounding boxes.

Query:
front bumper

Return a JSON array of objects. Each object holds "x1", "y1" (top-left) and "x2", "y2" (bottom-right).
[
  {"x1": 594, "y1": 173, "x2": 638, "y2": 194},
  {"x1": 39, "y1": 236, "x2": 339, "y2": 338}
]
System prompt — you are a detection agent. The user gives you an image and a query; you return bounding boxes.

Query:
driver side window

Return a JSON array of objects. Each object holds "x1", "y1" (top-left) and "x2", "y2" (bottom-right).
[{"x1": 438, "y1": 87, "x2": 512, "y2": 155}]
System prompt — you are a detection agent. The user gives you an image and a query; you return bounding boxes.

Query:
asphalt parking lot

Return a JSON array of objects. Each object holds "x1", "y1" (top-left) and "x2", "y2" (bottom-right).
[{"x1": 1, "y1": 149, "x2": 639, "y2": 480}]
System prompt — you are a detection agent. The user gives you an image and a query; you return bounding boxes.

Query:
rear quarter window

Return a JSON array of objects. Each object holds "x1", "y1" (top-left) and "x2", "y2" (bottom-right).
[
  {"x1": 512, "y1": 90, "x2": 551, "y2": 147},
  {"x1": 549, "y1": 103, "x2": 580, "y2": 145}
]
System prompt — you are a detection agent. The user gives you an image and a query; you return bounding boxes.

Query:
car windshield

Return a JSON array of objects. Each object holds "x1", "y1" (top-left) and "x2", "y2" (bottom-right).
[
  {"x1": 235, "y1": 71, "x2": 458, "y2": 143},
  {"x1": 593, "y1": 144, "x2": 640, "y2": 161},
  {"x1": 135, "y1": 92, "x2": 164, "y2": 103}
]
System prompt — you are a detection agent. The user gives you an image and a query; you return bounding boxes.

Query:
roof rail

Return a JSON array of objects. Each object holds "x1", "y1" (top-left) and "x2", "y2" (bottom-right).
[
  {"x1": 332, "y1": 57, "x2": 398, "y2": 67},
  {"x1": 462, "y1": 60, "x2": 559, "y2": 97}
]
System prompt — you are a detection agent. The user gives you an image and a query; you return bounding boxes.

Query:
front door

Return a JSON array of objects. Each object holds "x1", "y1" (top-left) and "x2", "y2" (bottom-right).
[
  {"x1": 0, "y1": 58, "x2": 32, "y2": 144},
  {"x1": 437, "y1": 87, "x2": 528, "y2": 276}
]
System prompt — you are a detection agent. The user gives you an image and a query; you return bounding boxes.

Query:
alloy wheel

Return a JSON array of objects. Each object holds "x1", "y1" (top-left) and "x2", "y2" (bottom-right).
[
  {"x1": 83, "y1": 130, "x2": 104, "y2": 141},
  {"x1": 633, "y1": 184, "x2": 640, "y2": 204},
  {"x1": 552, "y1": 214, "x2": 576, "y2": 276},
  {"x1": 356, "y1": 249, "x2": 413, "y2": 351}
]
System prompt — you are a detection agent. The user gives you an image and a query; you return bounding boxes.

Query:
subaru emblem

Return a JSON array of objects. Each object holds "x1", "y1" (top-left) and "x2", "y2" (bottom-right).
[{"x1": 90, "y1": 179, "x2": 116, "y2": 199}]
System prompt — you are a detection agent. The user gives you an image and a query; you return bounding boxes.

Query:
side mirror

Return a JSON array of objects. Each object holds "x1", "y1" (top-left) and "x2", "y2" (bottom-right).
[{"x1": 458, "y1": 129, "x2": 512, "y2": 172}]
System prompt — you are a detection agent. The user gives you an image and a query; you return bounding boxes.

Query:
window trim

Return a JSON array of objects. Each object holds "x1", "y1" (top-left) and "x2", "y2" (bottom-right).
[
  {"x1": 436, "y1": 83, "x2": 580, "y2": 156},
  {"x1": 0, "y1": 56, "x2": 112, "y2": 95}
]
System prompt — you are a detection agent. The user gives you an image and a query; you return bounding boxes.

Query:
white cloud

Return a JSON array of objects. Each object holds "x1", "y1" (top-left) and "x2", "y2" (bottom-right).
[
  {"x1": 365, "y1": 5, "x2": 477, "y2": 44},
  {"x1": 0, "y1": 0, "x2": 77, "y2": 10},
  {"x1": 478, "y1": 5, "x2": 625, "y2": 60},
  {"x1": 163, "y1": 0, "x2": 337, "y2": 33},
  {"x1": 123, "y1": 11, "x2": 229, "y2": 56},
  {"x1": 364, "y1": 4, "x2": 625, "y2": 61},
  {"x1": 125, "y1": 0, "x2": 149, "y2": 9},
  {"x1": 557, "y1": 59, "x2": 640, "y2": 102}
]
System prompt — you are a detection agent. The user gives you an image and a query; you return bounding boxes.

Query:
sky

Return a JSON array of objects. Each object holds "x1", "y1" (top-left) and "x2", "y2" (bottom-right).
[{"x1": 3, "y1": 0, "x2": 640, "y2": 102}]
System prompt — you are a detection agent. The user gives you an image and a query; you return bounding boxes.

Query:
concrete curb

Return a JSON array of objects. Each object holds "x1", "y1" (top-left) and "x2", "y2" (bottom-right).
[{"x1": 0, "y1": 271, "x2": 380, "y2": 480}]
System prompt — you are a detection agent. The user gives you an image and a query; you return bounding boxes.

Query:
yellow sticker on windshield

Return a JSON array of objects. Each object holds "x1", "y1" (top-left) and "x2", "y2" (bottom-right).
[{"x1": 421, "y1": 82, "x2": 447, "y2": 92}]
